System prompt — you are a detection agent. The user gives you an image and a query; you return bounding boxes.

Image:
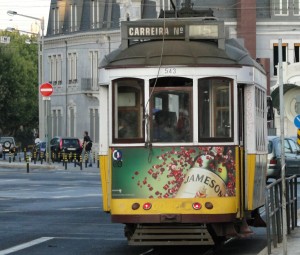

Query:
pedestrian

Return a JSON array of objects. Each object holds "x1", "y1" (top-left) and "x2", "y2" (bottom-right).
[{"x1": 83, "y1": 131, "x2": 93, "y2": 167}]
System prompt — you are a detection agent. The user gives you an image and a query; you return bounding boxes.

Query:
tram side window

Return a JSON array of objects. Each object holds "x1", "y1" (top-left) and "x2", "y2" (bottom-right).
[
  {"x1": 198, "y1": 78, "x2": 233, "y2": 141},
  {"x1": 113, "y1": 79, "x2": 144, "y2": 142}
]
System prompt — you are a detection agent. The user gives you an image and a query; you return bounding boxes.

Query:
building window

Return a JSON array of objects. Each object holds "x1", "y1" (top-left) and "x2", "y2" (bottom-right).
[
  {"x1": 273, "y1": 0, "x2": 288, "y2": 16},
  {"x1": 68, "y1": 52, "x2": 77, "y2": 84},
  {"x1": 89, "y1": 50, "x2": 99, "y2": 89},
  {"x1": 52, "y1": 7, "x2": 60, "y2": 34},
  {"x1": 198, "y1": 78, "x2": 233, "y2": 142},
  {"x1": 113, "y1": 79, "x2": 144, "y2": 143},
  {"x1": 48, "y1": 54, "x2": 62, "y2": 85},
  {"x1": 294, "y1": 0, "x2": 300, "y2": 15},
  {"x1": 294, "y1": 44, "x2": 300, "y2": 62},
  {"x1": 91, "y1": 0, "x2": 101, "y2": 29},
  {"x1": 89, "y1": 108, "x2": 99, "y2": 143},
  {"x1": 273, "y1": 43, "x2": 287, "y2": 75},
  {"x1": 52, "y1": 109, "x2": 63, "y2": 137},
  {"x1": 70, "y1": 4, "x2": 78, "y2": 32}
]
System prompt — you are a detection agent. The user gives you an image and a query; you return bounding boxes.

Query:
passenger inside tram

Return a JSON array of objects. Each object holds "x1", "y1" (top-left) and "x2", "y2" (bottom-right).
[{"x1": 153, "y1": 111, "x2": 177, "y2": 142}]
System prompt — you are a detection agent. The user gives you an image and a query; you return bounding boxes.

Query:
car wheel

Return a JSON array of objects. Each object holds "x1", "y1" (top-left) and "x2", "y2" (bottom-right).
[{"x1": 3, "y1": 141, "x2": 11, "y2": 149}]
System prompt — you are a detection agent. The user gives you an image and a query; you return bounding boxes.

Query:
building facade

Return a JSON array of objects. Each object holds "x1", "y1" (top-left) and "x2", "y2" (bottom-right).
[{"x1": 42, "y1": 0, "x2": 300, "y2": 148}]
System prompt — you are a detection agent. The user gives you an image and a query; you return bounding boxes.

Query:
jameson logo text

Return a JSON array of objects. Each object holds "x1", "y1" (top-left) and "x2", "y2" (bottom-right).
[
  {"x1": 128, "y1": 26, "x2": 185, "y2": 37},
  {"x1": 176, "y1": 168, "x2": 227, "y2": 198},
  {"x1": 183, "y1": 173, "x2": 224, "y2": 197}
]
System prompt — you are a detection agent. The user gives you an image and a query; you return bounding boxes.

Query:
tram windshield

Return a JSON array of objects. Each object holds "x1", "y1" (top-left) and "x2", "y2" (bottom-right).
[{"x1": 150, "y1": 77, "x2": 193, "y2": 143}]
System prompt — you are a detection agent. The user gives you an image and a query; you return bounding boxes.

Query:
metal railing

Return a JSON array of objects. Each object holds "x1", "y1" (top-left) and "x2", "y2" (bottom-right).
[{"x1": 265, "y1": 175, "x2": 298, "y2": 255}]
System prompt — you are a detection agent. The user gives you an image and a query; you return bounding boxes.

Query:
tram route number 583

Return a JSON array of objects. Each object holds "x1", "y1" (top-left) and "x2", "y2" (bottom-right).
[{"x1": 164, "y1": 68, "x2": 176, "y2": 74}]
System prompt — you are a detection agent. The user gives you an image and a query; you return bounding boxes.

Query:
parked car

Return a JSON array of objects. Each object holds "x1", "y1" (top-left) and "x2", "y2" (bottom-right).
[
  {"x1": 267, "y1": 136, "x2": 300, "y2": 179},
  {"x1": 0, "y1": 137, "x2": 18, "y2": 156},
  {"x1": 50, "y1": 137, "x2": 82, "y2": 161}
]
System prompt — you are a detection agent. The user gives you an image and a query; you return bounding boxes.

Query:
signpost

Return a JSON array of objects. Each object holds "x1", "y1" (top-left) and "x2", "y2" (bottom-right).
[
  {"x1": 294, "y1": 115, "x2": 300, "y2": 129},
  {"x1": 294, "y1": 115, "x2": 300, "y2": 146},
  {"x1": 40, "y1": 82, "x2": 53, "y2": 98},
  {"x1": 39, "y1": 83, "x2": 53, "y2": 163}
]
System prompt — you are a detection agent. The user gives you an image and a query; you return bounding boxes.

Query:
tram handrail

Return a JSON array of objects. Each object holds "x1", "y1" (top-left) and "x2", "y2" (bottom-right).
[{"x1": 265, "y1": 175, "x2": 298, "y2": 255}]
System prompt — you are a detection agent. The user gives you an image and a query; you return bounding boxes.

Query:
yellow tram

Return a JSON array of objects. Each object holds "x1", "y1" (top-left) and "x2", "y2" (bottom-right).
[{"x1": 98, "y1": 18, "x2": 268, "y2": 245}]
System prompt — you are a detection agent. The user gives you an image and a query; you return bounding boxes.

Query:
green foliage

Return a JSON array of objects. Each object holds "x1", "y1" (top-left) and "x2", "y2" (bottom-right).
[{"x1": 0, "y1": 31, "x2": 39, "y2": 142}]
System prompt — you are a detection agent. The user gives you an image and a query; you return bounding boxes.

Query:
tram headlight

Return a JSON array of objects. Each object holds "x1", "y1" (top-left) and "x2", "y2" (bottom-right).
[{"x1": 143, "y1": 202, "x2": 152, "y2": 210}]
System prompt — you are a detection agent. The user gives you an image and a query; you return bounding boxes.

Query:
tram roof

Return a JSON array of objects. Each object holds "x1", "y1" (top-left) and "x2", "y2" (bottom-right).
[{"x1": 101, "y1": 38, "x2": 265, "y2": 72}]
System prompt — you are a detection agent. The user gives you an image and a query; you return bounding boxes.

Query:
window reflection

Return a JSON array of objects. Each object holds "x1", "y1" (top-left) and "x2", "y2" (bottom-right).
[
  {"x1": 113, "y1": 79, "x2": 144, "y2": 142},
  {"x1": 198, "y1": 78, "x2": 232, "y2": 140},
  {"x1": 151, "y1": 88, "x2": 192, "y2": 143}
]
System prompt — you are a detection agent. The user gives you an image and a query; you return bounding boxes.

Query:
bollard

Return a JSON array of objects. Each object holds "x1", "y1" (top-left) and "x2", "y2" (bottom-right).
[
  {"x1": 9, "y1": 152, "x2": 12, "y2": 163},
  {"x1": 33, "y1": 151, "x2": 37, "y2": 164},
  {"x1": 40, "y1": 151, "x2": 44, "y2": 164},
  {"x1": 51, "y1": 152, "x2": 55, "y2": 163},
  {"x1": 64, "y1": 154, "x2": 68, "y2": 170},
  {"x1": 58, "y1": 152, "x2": 65, "y2": 166},
  {"x1": 26, "y1": 155, "x2": 30, "y2": 173},
  {"x1": 13, "y1": 148, "x2": 16, "y2": 162},
  {"x1": 93, "y1": 151, "x2": 96, "y2": 163},
  {"x1": 24, "y1": 148, "x2": 27, "y2": 162},
  {"x1": 85, "y1": 152, "x2": 88, "y2": 168},
  {"x1": 80, "y1": 155, "x2": 83, "y2": 170}
]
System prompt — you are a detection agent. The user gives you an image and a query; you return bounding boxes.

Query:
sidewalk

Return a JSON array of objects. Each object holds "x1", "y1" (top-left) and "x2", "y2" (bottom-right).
[
  {"x1": 258, "y1": 210, "x2": 300, "y2": 255},
  {"x1": 0, "y1": 157, "x2": 99, "y2": 171}
]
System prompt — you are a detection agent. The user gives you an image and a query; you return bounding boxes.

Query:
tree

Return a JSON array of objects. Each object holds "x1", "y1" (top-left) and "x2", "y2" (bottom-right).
[{"x1": 0, "y1": 31, "x2": 39, "y2": 146}]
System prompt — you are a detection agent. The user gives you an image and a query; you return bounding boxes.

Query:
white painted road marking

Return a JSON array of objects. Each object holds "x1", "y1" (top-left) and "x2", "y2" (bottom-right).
[{"x1": 0, "y1": 237, "x2": 54, "y2": 255}]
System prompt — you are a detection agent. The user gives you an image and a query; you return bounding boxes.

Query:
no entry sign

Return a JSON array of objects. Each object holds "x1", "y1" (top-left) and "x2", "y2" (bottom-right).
[{"x1": 40, "y1": 83, "x2": 53, "y2": 97}]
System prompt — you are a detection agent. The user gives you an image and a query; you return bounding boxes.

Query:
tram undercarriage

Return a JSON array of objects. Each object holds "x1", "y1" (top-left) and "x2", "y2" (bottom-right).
[{"x1": 124, "y1": 220, "x2": 255, "y2": 246}]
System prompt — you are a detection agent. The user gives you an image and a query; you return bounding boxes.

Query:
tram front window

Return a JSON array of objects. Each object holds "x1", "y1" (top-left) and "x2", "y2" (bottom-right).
[
  {"x1": 150, "y1": 78, "x2": 193, "y2": 143},
  {"x1": 198, "y1": 78, "x2": 233, "y2": 141}
]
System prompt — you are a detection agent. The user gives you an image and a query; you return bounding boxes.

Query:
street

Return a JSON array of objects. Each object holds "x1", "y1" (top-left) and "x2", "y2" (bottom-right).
[{"x1": 0, "y1": 163, "x2": 268, "y2": 255}]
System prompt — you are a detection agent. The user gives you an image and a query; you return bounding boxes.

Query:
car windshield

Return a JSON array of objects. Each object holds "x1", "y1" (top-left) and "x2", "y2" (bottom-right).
[{"x1": 63, "y1": 139, "x2": 79, "y2": 146}]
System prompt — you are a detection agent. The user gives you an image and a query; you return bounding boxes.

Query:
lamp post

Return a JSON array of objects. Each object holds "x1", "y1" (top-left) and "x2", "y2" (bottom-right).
[{"x1": 7, "y1": 10, "x2": 50, "y2": 163}]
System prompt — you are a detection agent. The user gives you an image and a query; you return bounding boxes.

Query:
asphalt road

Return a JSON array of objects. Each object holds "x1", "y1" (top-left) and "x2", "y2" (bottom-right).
[{"x1": 0, "y1": 162, "x2": 268, "y2": 255}]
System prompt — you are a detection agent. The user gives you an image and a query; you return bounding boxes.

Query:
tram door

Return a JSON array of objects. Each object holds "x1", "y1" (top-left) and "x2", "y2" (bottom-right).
[{"x1": 237, "y1": 85, "x2": 245, "y2": 215}]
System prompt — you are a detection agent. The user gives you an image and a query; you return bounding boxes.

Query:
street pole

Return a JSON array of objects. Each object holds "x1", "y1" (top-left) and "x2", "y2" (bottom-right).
[
  {"x1": 7, "y1": 11, "x2": 50, "y2": 162},
  {"x1": 278, "y1": 38, "x2": 287, "y2": 255}
]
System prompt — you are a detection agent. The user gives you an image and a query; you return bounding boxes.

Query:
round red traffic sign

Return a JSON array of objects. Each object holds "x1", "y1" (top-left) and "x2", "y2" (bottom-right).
[{"x1": 40, "y1": 83, "x2": 53, "y2": 97}]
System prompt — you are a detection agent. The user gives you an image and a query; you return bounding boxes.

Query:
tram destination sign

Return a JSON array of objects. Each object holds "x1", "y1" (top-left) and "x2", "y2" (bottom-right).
[
  {"x1": 127, "y1": 24, "x2": 219, "y2": 40},
  {"x1": 128, "y1": 25, "x2": 185, "y2": 38}
]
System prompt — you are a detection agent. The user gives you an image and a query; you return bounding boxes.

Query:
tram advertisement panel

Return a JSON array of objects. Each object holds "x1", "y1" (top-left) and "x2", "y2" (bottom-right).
[{"x1": 111, "y1": 146, "x2": 236, "y2": 199}]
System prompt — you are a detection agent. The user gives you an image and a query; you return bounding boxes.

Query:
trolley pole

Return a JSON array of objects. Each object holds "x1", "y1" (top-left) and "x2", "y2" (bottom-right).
[{"x1": 278, "y1": 38, "x2": 287, "y2": 255}]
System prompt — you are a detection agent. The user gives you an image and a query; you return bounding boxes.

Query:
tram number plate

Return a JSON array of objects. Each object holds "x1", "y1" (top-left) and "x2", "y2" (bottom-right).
[{"x1": 164, "y1": 68, "x2": 176, "y2": 75}]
